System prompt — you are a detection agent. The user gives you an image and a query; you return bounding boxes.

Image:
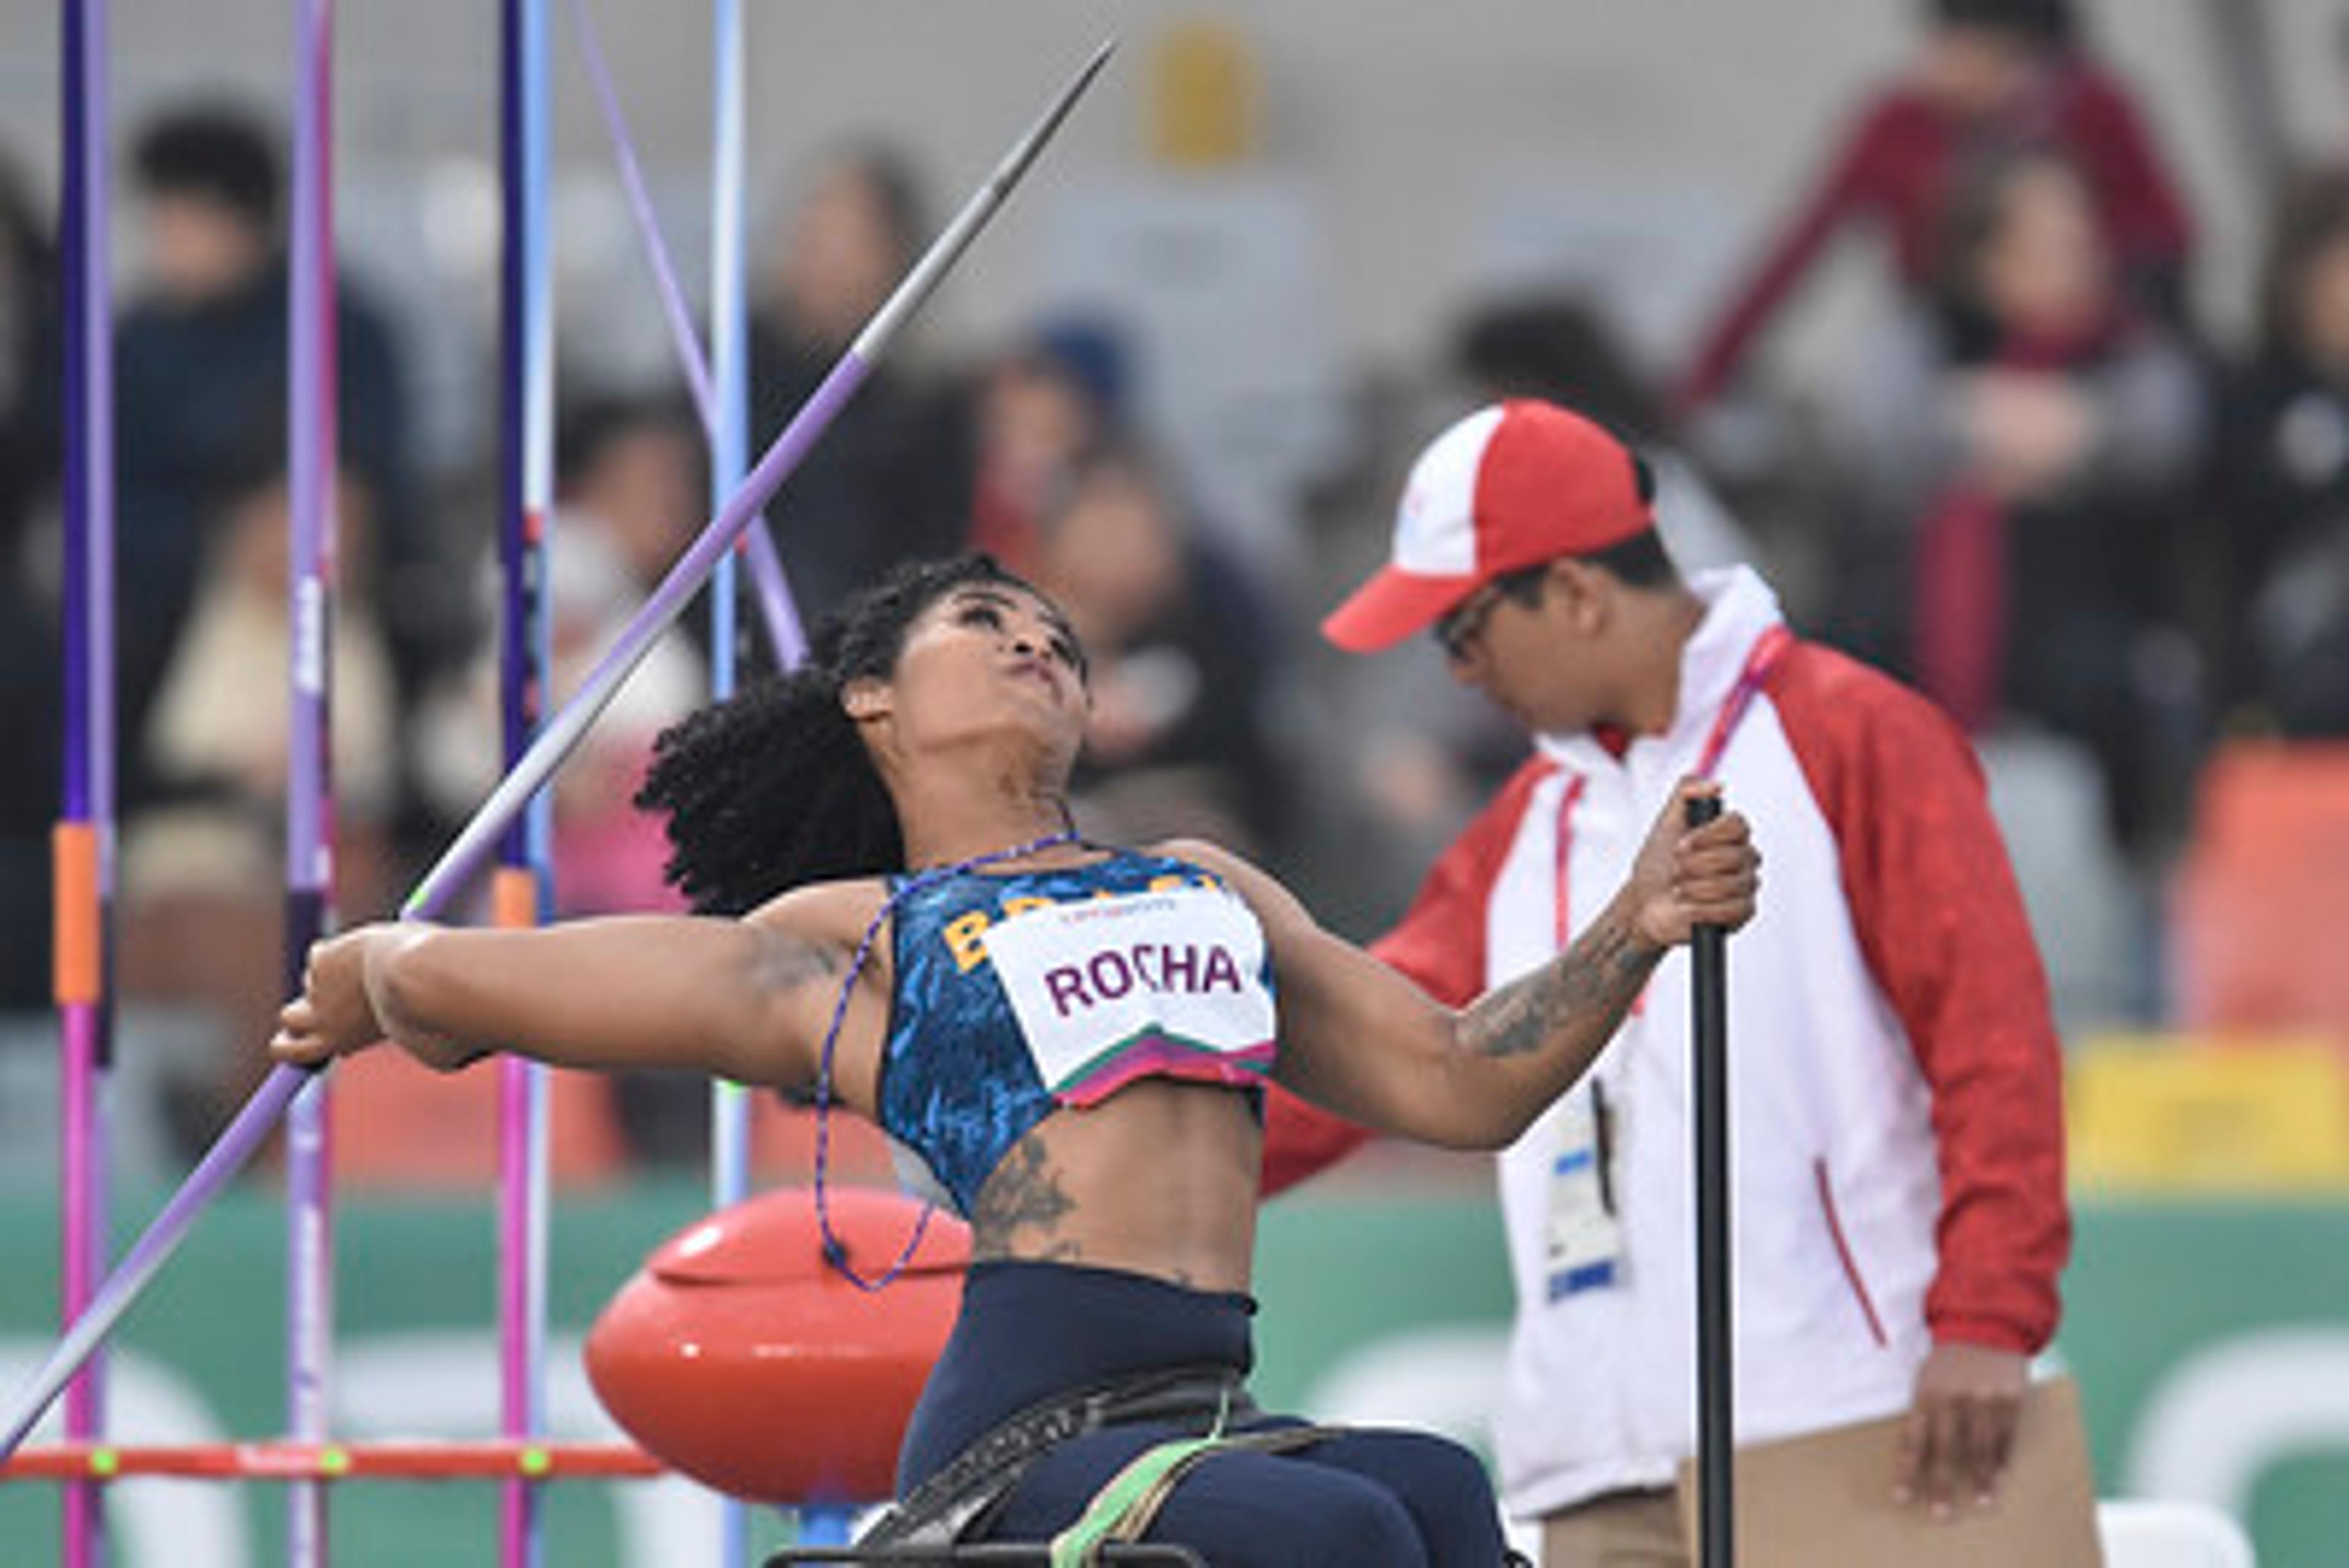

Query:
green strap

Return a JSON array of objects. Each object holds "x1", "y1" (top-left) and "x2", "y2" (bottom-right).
[
  {"x1": 1047, "y1": 1434, "x2": 1225, "y2": 1568},
  {"x1": 1046, "y1": 1424, "x2": 1341, "y2": 1568}
]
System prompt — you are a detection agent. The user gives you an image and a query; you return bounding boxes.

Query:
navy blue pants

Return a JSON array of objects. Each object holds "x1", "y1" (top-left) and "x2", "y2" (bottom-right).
[{"x1": 899, "y1": 1260, "x2": 1510, "y2": 1567}]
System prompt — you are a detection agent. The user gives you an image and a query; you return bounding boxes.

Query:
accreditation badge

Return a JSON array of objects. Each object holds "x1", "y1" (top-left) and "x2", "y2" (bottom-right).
[{"x1": 1545, "y1": 1080, "x2": 1624, "y2": 1300}]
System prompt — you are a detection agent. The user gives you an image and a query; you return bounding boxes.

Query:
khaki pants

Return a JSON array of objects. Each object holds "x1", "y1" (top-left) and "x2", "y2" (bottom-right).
[{"x1": 1542, "y1": 1487, "x2": 1688, "y2": 1568}]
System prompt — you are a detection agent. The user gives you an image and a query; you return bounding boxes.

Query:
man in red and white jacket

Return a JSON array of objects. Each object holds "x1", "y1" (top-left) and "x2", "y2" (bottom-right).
[{"x1": 1272, "y1": 399, "x2": 2069, "y2": 1565}]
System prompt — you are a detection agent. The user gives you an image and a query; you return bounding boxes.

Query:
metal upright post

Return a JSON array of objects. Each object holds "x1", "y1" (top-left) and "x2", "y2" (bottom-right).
[{"x1": 1687, "y1": 792, "x2": 1733, "y2": 1568}]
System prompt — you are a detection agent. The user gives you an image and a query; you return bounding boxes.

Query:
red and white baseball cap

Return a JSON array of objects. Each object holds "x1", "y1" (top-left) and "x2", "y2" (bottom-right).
[{"x1": 1321, "y1": 399, "x2": 1653, "y2": 652}]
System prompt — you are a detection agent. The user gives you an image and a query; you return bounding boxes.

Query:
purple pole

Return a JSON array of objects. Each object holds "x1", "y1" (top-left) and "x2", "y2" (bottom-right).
[
  {"x1": 565, "y1": 0, "x2": 803, "y2": 668},
  {"x1": 0, "y1": 38, "x2": 1113, "y2": 1458},
  {"x1": 55, "y1": 0, "x2": 117, "y2": 1562},
  {"x1": 496, "y1": 0, "x2": 555, "y2": 1561},
  {"x1": 283, "y1": 0, "x2": 340, "y2": 1561}
]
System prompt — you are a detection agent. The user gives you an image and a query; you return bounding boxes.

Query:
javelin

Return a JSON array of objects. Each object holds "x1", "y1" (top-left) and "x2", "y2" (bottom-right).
[{"x1": 0, "y1": 36, "x2": 1115, "y2": 1460}]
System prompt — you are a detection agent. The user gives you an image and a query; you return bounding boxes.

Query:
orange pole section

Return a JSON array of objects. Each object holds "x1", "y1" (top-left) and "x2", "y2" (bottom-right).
[
  {"x1": 492, "y1": 864, "x2": 538, "y2": 932},
  {"x1": 50, "y1": 822, "x2": 100, "y2": 1006},
  {"x1": 1, "y1": 1441, "x2": 664, "y2": 1483}
]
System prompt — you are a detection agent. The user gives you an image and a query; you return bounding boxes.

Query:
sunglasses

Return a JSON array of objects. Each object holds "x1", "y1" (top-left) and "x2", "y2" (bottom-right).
[{"x1": 1433, "y1": 565, "x2": 1549, "y2": 661}]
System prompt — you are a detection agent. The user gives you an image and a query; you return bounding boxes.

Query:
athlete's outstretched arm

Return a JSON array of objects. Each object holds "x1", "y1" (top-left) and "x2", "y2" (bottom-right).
[
  {"x1": 1174, "y1": 779, "x2": 1756, "y2": 1150},
  {"x1": 268, "y1": 885, "x2": 866, "y2": 1091}
]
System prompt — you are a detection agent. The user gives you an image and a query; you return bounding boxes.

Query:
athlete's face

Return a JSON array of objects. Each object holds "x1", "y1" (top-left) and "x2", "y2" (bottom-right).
[{"x1": 856, "y1": 582, "x2": 1091, "y2": 767}]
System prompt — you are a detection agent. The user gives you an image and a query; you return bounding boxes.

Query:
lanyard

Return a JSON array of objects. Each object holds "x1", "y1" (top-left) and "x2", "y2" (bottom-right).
[
  {"x1": 1694, "y1": 624, "x2": 1793, "y2": 779},
  {"x1": 1551, "y1": 775, "x2": 1589, "y2": 951},
  {"x1": 1549, "y1": 625, "x2": 1792, "y2": 951}
]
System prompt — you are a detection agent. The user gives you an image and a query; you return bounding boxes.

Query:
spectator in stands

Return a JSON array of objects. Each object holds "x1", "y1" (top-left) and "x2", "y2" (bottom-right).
[
  {"x1": 1823, "y1": 145, "x2": 2207, "y2": 852},
  {"x1": 967, "y1": 318, "x2": 1129, "y2": 578},
  {"x1": 2207, "y1": 164, "x2": 2349, "y2": 735},
  {"x1": 0, "y1": 149, "x2": 55, "y2": 570},
  {"x1": 553, "y1": 392, "x2": 709, "y2": 652},
  {"x1": 114, "y1": 103, "x2": 428, "y2": 817},
  {"x1": 119, "y1": 459, "x2": 399, "y2": 1150},
  {"x1": 1028, "y1": 444, "x2": 1286, "y2": 857},
  {"x1": 749, "y1": 144, "x2": 973, "y2": 615},
  {"x1": 1672, "y1": 0, "x2": 2195, "y2": 420},
  {"x1": 0, "y1": 146, "x2": 57, "y2": 1012}
]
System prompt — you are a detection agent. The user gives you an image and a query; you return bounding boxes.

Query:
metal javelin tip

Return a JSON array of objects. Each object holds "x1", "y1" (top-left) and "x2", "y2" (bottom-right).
[{"x1": 854, "y1": 37, "x2": 1116, "y2": 358}]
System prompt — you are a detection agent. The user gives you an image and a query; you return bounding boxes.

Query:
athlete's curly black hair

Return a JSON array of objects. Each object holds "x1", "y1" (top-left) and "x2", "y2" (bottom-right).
[{"x1": 634, "y1": 554, "x2": 1055, "y2": 915}]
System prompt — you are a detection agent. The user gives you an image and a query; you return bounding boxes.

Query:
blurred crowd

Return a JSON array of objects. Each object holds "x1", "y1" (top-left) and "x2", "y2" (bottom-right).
[{"x1": 4, "y1": 0, "x2": 2348, "y2": 1168}]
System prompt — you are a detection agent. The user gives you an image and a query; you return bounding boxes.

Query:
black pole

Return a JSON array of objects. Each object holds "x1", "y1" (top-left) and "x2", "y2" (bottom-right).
[{"x1": 1688, "y1": 791, "x2": 1734, "y2": 1567}]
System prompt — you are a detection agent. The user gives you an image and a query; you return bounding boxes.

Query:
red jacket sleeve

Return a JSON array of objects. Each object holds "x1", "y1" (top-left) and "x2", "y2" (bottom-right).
[
  {"x1": 1768, "y1": 644, "x2": 2070, "y2": 1353},
  {"x1": 1671, "y1": 94, "x2": 1915, "y2": 416},
  {"x1": 1258, "y1": 759, "x2": 1554, "y2": 1195},
  {"x1": 2057, "y1": 63, "x2": 2195, "y2": 274}
]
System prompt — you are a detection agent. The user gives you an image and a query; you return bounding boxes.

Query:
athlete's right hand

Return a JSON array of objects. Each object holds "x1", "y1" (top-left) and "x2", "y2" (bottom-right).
[{"x1": 270, "y1": 927, "x2": 391, "y2": 1066}]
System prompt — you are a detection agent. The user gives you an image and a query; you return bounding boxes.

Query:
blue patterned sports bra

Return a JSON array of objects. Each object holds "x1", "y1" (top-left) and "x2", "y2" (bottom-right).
[{"x1": 875, "y1": 849, "x2": 1279, "y2": 1216}]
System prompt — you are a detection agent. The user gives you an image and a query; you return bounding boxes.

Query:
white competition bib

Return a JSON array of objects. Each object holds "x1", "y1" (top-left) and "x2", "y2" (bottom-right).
[{"x1": 981, "y1": 884, "x2": 1277, "y2": 1105}]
